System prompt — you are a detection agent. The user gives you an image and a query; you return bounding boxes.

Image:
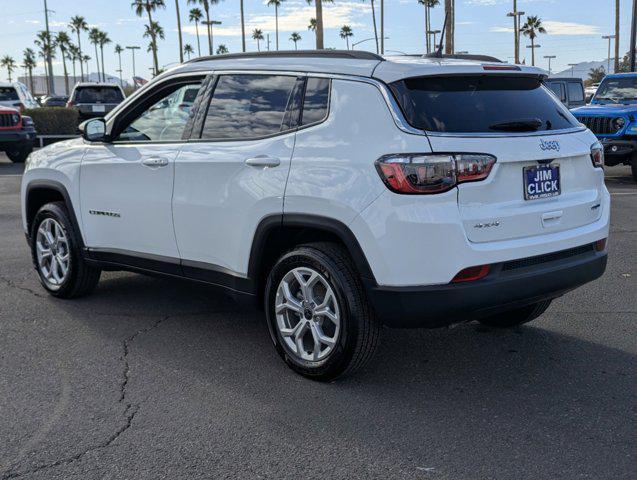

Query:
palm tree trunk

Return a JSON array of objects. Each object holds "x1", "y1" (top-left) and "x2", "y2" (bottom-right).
[
  {"x1": 346, "y1": 37, "x2": 349, "y2": 50},
  {"x1": 94, "y1": 44, "x2": 100, "y2": 81},
  {"x1": 195, "y1": 22, "x2": 201, "y2": 56},
  {"x1": 275, "y1": 5, "x2": 279, "y2": 51},
  {"x1": 444, "y1": 0, "x2": 453, "y2": 54},
  {"x1": 614, "y1": 0, "x2": 620, "y2": 72},
  {"x1": 315, "y1": 0, "x2": 324, "y2": 50},
  {"x1": 205, "y1": 7, "x2": 212, "y2": 55},
  {"x1": 118, "y1": 53, "x2": 123, "y2": 87},
  {"x1": 100, "y1": 46, "x2": 105, "y2": 82},
  {"x1": 71, "y1": 59, "x2": 76, "y2": 87},
  {"x1": 28, "y1": 68, "x2": 34, "y2": 94},
  {"x1": 77, "y1": 32, "x2": 84, "y2": 81},
  {"x1": 531, "y1": 37, "x2": 535, "y2": 66},
  {"x1": 424, "y1": 4, "x2": 429, "y2": 53},
  {"x1": 61, "y1": 53, "x2": 69, "y2": 95},
  {"x1": 147, "y1": 7, "x2": 159, "y2": 73},
  {"x1": 176, "y1": 0, "x2": 184, "y2": 63},
  {"x1": 370, "y1": 0, "x2": 379, "y2": 54},
  {"x1": 240, "y1": 0, "x2": 246, "y2": 53},
  {"x1": 257, "y1": 38, "x2": 260, "y2": 52}
]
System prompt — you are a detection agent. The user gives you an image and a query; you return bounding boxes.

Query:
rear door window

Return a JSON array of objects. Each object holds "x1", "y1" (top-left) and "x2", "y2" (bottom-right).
[
  {"x1": 74, "y1": 87, "x2": 124, "y2": 104},
  {"x1": 0, "y1": 87, "x2": 19, "y2": 101},
  {"x1": 390, "y1": 76, "x2": 579, "y2": 133},
  {"x1": 200, "y1": 74, "x2": 297, "y2": 140}
]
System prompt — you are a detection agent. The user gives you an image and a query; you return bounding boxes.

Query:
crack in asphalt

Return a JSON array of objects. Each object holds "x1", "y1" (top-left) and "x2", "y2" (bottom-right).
[
  {"x1": 1, "y1": 316, "x2": 169, "y2": 479},
  {"x1": 0, "y1": 275, "x2": 45, "y2": 299}
]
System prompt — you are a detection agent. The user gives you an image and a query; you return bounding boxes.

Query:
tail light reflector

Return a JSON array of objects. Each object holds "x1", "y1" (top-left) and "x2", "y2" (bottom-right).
[
  {"x1": 451, "y1": 265, "x2": 491, "y2": 283},
  {"x1": 594, "y1": 238, "x2": 607, "y2": 252},
  {"x1": 375, "y1": 153, "x2": 496, "y2": 194}
]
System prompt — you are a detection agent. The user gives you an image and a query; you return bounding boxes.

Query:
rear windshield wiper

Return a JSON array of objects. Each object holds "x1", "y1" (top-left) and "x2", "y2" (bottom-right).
[{"x1": 488, "y1": 119, "x2": 543, "y2": 132}]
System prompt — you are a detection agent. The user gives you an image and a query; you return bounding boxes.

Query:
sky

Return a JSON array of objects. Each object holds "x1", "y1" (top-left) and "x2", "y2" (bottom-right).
[{"x1": 0, "y1": 0, "x2": 633, "y2": 84}]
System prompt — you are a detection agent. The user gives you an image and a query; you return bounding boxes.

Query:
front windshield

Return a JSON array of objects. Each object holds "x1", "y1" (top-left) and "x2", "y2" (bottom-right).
[{"x1": 593, "y1": 77, "x2": 637, "y2": 104}]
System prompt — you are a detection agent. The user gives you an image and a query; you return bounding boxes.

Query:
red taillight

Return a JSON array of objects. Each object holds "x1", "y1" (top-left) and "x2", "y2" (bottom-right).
[
  {"x1": 375, "y1": 154, "x2": 496, "y2": 195},
  {"x1": 594, "y1": 238, "x2": 607, "y2": 252},
  {"x1": 451, "y1": 265, "x2": 491, "y2": 283},
  {"x1": 591, "y1": 142, "x2": 604, "y2": 168}
]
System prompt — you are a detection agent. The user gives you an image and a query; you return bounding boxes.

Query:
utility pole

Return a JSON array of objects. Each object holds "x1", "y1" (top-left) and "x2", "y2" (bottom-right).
[
  {"x1": 202, "y1": 20, "x2": 222, "y2": 54},
  {"x1": 615, "y1": 0, "x2": 620, "y2": 73},
  {"x1": 267, "y1": 34, "x2": 271, "y2": 52},
  {"x1": 240, "y1": 0, "x2": 246, "y2": 52},
  {"x1": 126, "y1": 46, "x2": 140, "y2": 87},
  {"x1": 631, "y1": 0, "x2": 637, "y2": 71},
  {"x1": 568, "y1": 63, "x2": 577, "y2": 77},
  {"x1": 507, "y1": 2, "x2": 524, "y2": 64},
  {"x1": 602, "y1": 35, "x2": 616, "y2": 72},
  {"x1": 543, "y1": 55, "x2": 556, "y2": 75},
  {"x1": 43, "y1": 0, "x2": 55, "y2": 95},
  {"x1": 380, "y1": 0, "x2": 385, "y2": 55}
]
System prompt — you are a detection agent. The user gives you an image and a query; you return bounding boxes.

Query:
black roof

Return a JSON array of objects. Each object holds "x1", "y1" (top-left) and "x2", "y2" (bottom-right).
[{"x1": 186, "y1": 50, "x2": 385, "y2": 64}]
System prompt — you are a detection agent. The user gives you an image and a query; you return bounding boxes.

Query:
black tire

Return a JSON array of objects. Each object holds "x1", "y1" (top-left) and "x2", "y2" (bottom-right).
[
  {"x1": 5, "y1": 145, "x2": 33, "y2": 163},
  {"x1": 631, "y1": 153, "x2": 637, "y2": 182},
  {"x1": 30, "y1": 202, "x2": 101, "y2": 298},
  {"x1": 478, "y1": 300, "x2": 552, "y2": 328},
  {"x1": 265, "y1": 242, "x2": 380, "y2": 381}
]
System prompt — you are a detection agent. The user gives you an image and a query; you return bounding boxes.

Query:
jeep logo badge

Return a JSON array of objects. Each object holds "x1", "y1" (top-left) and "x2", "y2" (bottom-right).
[{"x1": 540, "y1": 139, "x2": 560, "y2": 152}]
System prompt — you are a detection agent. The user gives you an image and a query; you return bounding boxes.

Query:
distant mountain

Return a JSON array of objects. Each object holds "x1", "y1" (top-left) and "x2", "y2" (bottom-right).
[{"x1": 552, "y1": 59, "x2": 618, "y2": 80}]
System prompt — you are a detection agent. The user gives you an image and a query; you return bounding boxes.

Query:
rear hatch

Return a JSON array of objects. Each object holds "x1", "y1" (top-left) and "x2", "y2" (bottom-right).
[
  {"x1": 390, "y1": 73, "x2": 603, "y2": 243},
  {"x1": 73, "y1": 86, "x2": 124, "y2": 115}
]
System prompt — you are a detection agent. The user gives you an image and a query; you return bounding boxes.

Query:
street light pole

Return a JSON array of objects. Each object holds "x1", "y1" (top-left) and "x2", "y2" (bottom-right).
[
  {"x1": 507, "y1": 3, "x2": 524, "y2": 64},
  {"x1": 568, "y1": 63, "x2": 578, "y2": 77},
  {"x1": 631, "y1": 0, "x2": 637, "y2": 71},
  {"x1": 526, "y1": 44, "x2": 540, "y2": 66},
  {"x1": 202, "y1": 20, "x2": 222, "y2": 54},
  {"x1": 427, "y1": 30, "x2": 441, "y2": 49},
  {"x1": 602, "y1": 35, "x2": 616, "y2": 72},
  {"x1": 543, "y1": 55, "x2": 556, "y2": 75},
  {"x1": 126, "y1": 46, "x2": 140, "y2": 88}
]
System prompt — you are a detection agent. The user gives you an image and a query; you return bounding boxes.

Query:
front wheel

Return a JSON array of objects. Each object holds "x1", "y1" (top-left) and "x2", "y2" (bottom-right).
[
  {"x1": 265, "y1": 242, "x2": 380, "y2": 381},
  {"x1": 478, "y1": 300, "x2": 552, "y2": 328},
  {"x1": 5, "y1": 144, "x2": 33, "y2": 163}
]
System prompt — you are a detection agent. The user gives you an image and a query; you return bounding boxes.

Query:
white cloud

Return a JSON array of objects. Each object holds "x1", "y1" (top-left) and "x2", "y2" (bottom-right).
[
  {"x1": 25, "y1": 20, "x2": 40, "y2": 25},
  {"x1": 182, "y1": 1, "x2": 370, "y2": 38},
  {"x1": 490, "y1": 26, "x2": 514, "y2": 33},
  {"x1": 542, "y1": 20, "x2": 600, "y2": 36}
]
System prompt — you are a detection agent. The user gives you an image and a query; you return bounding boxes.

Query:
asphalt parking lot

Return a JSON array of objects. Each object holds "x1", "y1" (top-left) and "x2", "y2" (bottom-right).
[{"x1": 0, "y1": 154, "x2": 635, "y2": 480}]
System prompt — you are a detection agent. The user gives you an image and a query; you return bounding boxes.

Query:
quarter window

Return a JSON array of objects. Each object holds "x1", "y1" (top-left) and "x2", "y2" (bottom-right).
[
  {"x1": 116, "y1": 82, "x2": 203, "y2": 142},
  {"x1": 301, "y1": 78, "x2": 330, "y2": 126},
  {"x1": 201, "y1": 74, "x2": 297, "y2": 140}
]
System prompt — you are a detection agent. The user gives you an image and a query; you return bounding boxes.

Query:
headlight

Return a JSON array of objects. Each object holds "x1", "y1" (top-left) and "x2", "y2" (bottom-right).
[
  {"x1": 21, "y1": 116, "x2": 34, "y2": 127},
  {"x1": 626, "y1": 123, "x2": 637, "y2": 135},
  {"x1": 612, "y1": 117, "x2": 626, "y2": 131}
]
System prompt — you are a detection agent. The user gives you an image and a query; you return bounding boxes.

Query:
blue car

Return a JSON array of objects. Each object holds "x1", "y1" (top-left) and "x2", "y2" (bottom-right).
[{"x1": 571, "y1": 73, "x2": 637, "y2": 181}]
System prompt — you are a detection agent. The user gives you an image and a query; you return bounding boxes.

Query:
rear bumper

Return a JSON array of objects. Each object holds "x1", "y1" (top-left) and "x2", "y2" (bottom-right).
[{"x1": 365, "y1": 245, "x2": 607, "y2": 328}]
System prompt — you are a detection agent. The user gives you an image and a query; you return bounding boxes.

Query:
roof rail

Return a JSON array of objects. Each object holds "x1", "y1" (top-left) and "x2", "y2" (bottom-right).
[
  {"x1": 185, "y1": 49, "x2": 385, "y2": 64},
  {"x1": 423, "y1": 53, "x2": 503, "y2": 63}
]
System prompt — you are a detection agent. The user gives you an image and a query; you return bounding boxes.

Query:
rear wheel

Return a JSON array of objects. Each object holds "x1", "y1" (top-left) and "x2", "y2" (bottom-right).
[
  {"x1": 265, "y1": 242, "x2": 380, "y2": 381},
  {"x1": 478, "y1": 300, "x2": 552, "y2": 328},
  {"x1": 631, "y1": 153, "x2": 637, "y2": 182},
  {"x1": 5, "y1": 144, "x2": 33, "y2": 163},
  {"x1": 31, "y1": 202, "x2": 101, "y2": 298}
]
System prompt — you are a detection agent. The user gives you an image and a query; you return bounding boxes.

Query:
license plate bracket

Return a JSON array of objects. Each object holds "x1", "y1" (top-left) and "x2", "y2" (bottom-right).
[{"x1": 524, "y1": 164, "x2": 561, "y2": 200}]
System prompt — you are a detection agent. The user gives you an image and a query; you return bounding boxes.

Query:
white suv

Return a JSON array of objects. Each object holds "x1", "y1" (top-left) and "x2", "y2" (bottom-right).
[{"x1": 21, "y1": 51, "x2": 610, "y2": 380}]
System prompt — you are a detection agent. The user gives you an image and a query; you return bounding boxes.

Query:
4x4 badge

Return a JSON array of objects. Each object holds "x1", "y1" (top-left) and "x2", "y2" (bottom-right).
[{"x1": 540, "y1": 139, "x2": 560, "y2": 152}]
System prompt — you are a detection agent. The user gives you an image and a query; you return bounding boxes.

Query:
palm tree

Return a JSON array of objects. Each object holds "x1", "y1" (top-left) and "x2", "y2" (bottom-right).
[
  {"x1": 69, "y1": 15, "x2": 88, "y2": 81},
  {"x1": 362, "y1": 0, "x2": 379, "y2": 54},
  {"x1": 306, "y1": 0, "x2": 330, "y2": 50},
  {"x1": 55, "y1": 32, "x2": 72, "y2": 94},
  {"x1": 184, "y1": 43, "x2": 194, "y2": 59},
  {"x1": 444, "y1": 0, "x2": 454, "y2": 54},
  {"x1": 290, "y1": 32, "x2": 302, "y2": 50},
  {"x1": 1, "y1": 56, "x2": 17, "y2": 83},
  {"x1": 339, "y1": 25, "x2": 353, "y2": 50},
  {"x1": 521, "y1": 15, "x2": 546, "y2": 66},
  {"x1": 216, "y1": 44, "x2": 228, "y2": 55},
  {"x1": 132, "y1": 0, "x2": 165, "y2": 76},
  {"x1": 252, "y1": 28, "x2": 264, "y2": 52},
  {"x1": 418, "y1": 0, "x2": 439, "y2": 53},
  {"x1": 22, "y1": 48, "x2": 37, "y2": 93},
  {"x1": 240, "y1": 0, "x2": 246, "y2": 52},
  {"x1": 35, "y1": 31, "x2": 56, "y2": 94},
  {"x1": 68, "y1": 44, "x2": 80, "y2": 85},
  {"x1": 189, "y1": 8, "x2": 203, "y2": 57},
  {"x1": 88, "y1": 28, "x2": 101, "y2": 81},
  {"x1": 143, "y1": 21, "x2": 165, "y2": 75},
  {"x1": 115, "y1": 44, "x2": 124, "y2": 86},
  {"x1": 267, "y1": 0, "x2": 284, "y2": 51},
  {"x1": 98, "y1": 31, "x2": 111, "y2": 83},
  {"x1": 174, "y1": 0, "x2": 184, "y2": 63},
  {"x1": 82, "y1": 54, "x2": 91, "y2": 79},
  {"x1": 188, "y1": 0, "x2": 221, "y2": 56},
  {"x1": 308, "y1": 18, "x2": 317, "y2": 32}
]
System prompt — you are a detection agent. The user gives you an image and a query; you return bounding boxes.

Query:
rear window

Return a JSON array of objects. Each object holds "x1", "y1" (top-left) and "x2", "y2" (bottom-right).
[
  {"x1": 0, "y1": 87, "x2": 19, "y2": 101},
  {"x1": 566, "y1": 82, "x2": 584, "y2": 102},
  {"x1": 390, "y1": 75, "x2": 579, "y2": 133},
  {"x1": 74, "y1": 86, "x2": 124, "y2": 104}
]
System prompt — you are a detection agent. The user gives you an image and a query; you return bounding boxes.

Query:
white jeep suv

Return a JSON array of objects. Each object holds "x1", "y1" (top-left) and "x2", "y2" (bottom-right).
[{"x1": 21, "y1": 51, "x2": 610, "y2": 380}]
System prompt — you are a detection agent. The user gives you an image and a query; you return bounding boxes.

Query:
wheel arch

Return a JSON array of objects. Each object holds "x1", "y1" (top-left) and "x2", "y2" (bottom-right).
[
  {"x1": 25, "y1": 180, "x2": 85, "y2": 249},
  {"x1": 248, "y1": 214, "x2": 377, "y2": 306}
]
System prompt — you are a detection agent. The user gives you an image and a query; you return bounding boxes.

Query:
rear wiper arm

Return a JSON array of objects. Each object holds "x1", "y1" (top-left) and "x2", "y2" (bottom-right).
[{"x1": 489, "y1": 119, "x2": 543, "y2": 132}]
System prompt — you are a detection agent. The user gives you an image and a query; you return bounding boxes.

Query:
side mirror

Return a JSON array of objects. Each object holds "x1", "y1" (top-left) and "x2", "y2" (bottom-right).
[{"x1": 79, "y1": 118, "x2": 107, "y2": 142}]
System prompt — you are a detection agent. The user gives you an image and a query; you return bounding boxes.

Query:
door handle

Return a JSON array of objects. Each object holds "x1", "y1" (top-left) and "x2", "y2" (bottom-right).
[
  {"x1": 142, "y1": 157, "x2": 169, "y2": 168},
  {"x1": 244, "y1": 155, "x2": 281, "y2": 168}
]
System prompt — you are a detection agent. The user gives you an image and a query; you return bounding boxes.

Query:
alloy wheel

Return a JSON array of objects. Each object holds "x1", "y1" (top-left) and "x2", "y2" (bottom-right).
[{"x1": 36, "y1": 218, "x2": 70, "y2": 288}]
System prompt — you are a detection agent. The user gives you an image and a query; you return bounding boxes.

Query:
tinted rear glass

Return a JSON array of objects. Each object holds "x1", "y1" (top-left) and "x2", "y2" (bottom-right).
[
  {"x1": 0, "y1": 87, "x2": 19, "y2": 101},
  {"x1": 566, "y1": 82, "x2": 584, "y2": 102},
  {"x1": 74, "y1": 87, "x2": 124, "y2": 103},
  {"x1": 390, "y1": 76, "x2": 579, "y2": 133}
]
